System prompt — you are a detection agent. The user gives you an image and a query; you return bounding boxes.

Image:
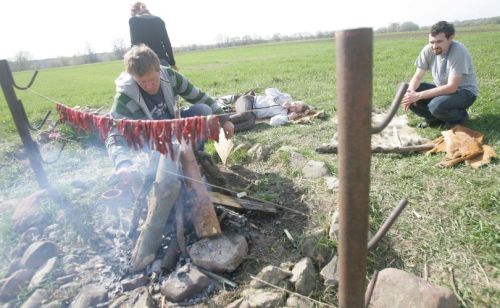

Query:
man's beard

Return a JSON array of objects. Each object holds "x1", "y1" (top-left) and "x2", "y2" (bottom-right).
[{"x1": 432, "y1": 48, "x2": 443, "y2": 55}]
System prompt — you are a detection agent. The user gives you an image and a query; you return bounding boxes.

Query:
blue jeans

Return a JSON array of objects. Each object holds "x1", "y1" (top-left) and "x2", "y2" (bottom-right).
[
  {"x1": 180, "y1": 103, "x2": 213, "y2": 151},
  {"x1": 409, "y1": 83, "x2": 476, "y2": 125},
  {"x1": 180, "y1": 103, "x2": 213, "y2": 118}
]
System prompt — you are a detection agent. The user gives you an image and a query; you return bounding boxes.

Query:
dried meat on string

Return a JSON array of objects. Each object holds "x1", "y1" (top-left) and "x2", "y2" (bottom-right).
[{"x1": 56, "y1": 103, "x2": 221, "y2": 157}]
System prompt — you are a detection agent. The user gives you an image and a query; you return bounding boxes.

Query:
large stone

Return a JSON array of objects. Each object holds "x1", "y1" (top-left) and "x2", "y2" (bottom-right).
[
  {"x1": 0, "y1": 269, "x2": 35, "y2": 302},
  {"x1": 286, "y1": 295, "x2": 314, "y2": 308},
  {"x1": 132, "y1": 287, "x2": 155, "y2": 308},
  {"x1": 29, "y1": 257, "x2": 58, "y2": 289},
  {"x1": 11, "y1": 190, "x2": 51, "y2": 233},
  {"x1": 369, "y1": 268, "x2": 458, "y2": 308},
  {"x1": 248, "y1": 143, "x2": 273, "y2": 161},
  {"x1": 160, "y1": 265, "x2": 211, "y2": 302},
  {"x1": 20, "y1": 288, "x2": 49, "y2": 308},
  {"x1": 301, "y1": 229, "x2": 333, "y2": 267},
  {"x1": 188, "y1": 233, "x2": 248, "y2": 272},
  {"x1": 241, "y1": 289, "x2": 284, "y2": 307},
  {"x1": 121, "y1": 274, "x2": 149, "y2": 291},
  {"x1": 250, "y1": 265, "x2": 292, "y2": 289},
  {"x1": 290, "y1": 257, "x2": 317, "y2": 295},
  {"x1": 320, "y1": 255, "x2": 339, "y2": 286},
  {"x1": 20, "y1": 241, "x2": 58, "y2": 269},
  {"x1": 70, "y1": 285, "x2": 108, "y2": 308},
  {"x1": 301, "y1": 160, "x2": 328, "y2": 178}
]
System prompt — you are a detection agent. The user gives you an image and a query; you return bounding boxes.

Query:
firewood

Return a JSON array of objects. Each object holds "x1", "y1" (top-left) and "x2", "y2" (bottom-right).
[{"x1": 180, "y1": 142, "x2": 221, "y2": 238}]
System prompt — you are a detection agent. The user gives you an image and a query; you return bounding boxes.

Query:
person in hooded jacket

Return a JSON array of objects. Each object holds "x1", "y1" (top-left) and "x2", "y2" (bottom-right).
[{"x1": 105, "y1": 45, "x2": 234, "y2": 241}]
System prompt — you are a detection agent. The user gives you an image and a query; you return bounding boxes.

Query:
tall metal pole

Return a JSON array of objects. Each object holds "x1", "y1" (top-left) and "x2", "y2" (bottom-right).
[
  {"x1": 0, "y1": 60, "x2": 49, "y2": 189},
  {"x1": 335, "y1": 28, "x2": 372, "y2": 307}
]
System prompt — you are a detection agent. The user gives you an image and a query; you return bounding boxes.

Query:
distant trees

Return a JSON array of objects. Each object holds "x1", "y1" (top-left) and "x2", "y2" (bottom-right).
[
  {"x1": 10, "y1": 51, "x2": 33, "y2": 71},
  {"x1": 83, "y1": 43, "x2": 99, "y2": 64},
  {"x1": 376, "y1": 21, "x2": 420, "y2": 33},
  {"x1": 112, "y1": 39, "x2": 128, "y2": 60}
]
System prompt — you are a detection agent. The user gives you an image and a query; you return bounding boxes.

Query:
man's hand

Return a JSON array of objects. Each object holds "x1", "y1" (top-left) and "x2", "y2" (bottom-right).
[
  {"x1": 172, "y1": 64, "x2": 179, "y2": 71},
  {"x1": 115, "y1": 165, "x2": 143, "y2": 196},
  {"x1": 222, "y1": 121, "x2": 235, "y2": 138},
  {"x1": 402, "y1": 90, "x2": 421, "y2": 112}
]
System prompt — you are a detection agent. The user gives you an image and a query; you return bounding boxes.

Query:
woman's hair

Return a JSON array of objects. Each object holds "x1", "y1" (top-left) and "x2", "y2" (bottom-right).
[
  {"x1": 124, "y1": 44, "x2": 160, "y2": 76},
  {"x1": 131, "y1": 2, "x2": 150, "y2": 16}
]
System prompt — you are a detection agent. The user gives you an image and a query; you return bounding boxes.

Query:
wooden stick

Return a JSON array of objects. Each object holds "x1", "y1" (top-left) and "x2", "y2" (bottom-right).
[
  {"x1": 249, "y1": 275, "x2": 336, "y2": 308},
  {"x1": 449, "y1": 267, "x2": 468, "y2": 307},
  {"x1": 316, "y1": 143, "x2": 435, "y2": 154},
  {"x1": 199, "y1": 268, "x2": 237, "y2": 288},
  {"x1": 179, "y1": 142, "x2": 221, "y2": 238}
]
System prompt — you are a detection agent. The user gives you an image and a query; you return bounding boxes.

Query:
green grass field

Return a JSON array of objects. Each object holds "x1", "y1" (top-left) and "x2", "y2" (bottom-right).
[{"x1": 1, "y1": 25, "x2": 499, "y2": 306}]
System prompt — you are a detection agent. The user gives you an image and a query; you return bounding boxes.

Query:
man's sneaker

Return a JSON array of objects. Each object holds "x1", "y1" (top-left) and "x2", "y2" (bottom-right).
[{"x1": 417, "y1": 118, "x2": 444, "y2": 128}]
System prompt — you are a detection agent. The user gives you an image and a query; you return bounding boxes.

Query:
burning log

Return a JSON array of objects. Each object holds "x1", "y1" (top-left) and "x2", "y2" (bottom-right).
[
  {"x1": 130, "y1": 156, "x2": 182, "y2": 272},
  {"x1": 180, "y1": 142, "x2": 222, "y2": 238}
]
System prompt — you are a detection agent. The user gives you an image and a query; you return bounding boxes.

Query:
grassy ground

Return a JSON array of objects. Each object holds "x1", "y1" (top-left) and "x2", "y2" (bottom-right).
[{"x1": 0, "y1": 25, "x2": 499, "y2": 306}]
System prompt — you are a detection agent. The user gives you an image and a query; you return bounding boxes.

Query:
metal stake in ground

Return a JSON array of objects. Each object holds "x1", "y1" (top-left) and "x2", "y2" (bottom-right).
[
  {"x1": 336, "y1": 28, "x2": 373, "y2": 308},
  {"x1": 0, "y1": 60, "x2": 49, "y2": 188}
]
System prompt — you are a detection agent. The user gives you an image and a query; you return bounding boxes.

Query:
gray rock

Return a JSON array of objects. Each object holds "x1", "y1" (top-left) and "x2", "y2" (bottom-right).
[
  {"x1": 325, "y1": 176, "x2": 339, "y2": 191},
  {"x1": 20, "y1": 288, "x2": 49, "y2": 308},
  {"x1": 160, "y1": 265, "x2": 210, "y2": 302},
  {"x1": 289, "y1": 152, "x2": 307, "y2": 169},
  {"x1": 11, "y1": 190, "x2": 50, "y2": 233},
  {"x1": 11, "y1": 242, "x2": 29, "y2": 258},
  {"x1": 301, "y1": 160, "x2": 328, "y2": 178},
  {"x1": 121, "y1": 274, "x2": 149, "y2": 291},
  {"x1": 369, "y1": 268, "x2": 458, "y2": 308},
  {"x1": 132, "y1": 287, "x2": 155, "y2": 308},
  {"x1": 320, "y1": 255, "x2": 339, "y2": 286},
  {"x1": 290, "y1": 257, "x2": 317, "y2": 295},
  {"x1": 241, "y1": 289, "x2": 284, "y2": 307},
  {"x1": 301, "y1": 229, "x2": 333, "y2": 267},
  {"x1": 188, "y1": 233, "x2": 248, "y2": 272},
  {"x1": 286, "y1": 295, "x2": 314, "y2": 308},
  {"x1": 0, "y1": 269, "x2": 35, "y2": 302},
  {"x1": 70, "y1": 285, "x2": 108, "y2": 308},
  {"x1": 20, "y1": 241, "x2": 58, "y2": 269},
  {"x1": 328, "y1": 209, "x2": 340, "y2": 240},
  {"x1": 20, "y1": 227, "x2": 41, "y2": 244},
  {"x1": 249, "y1": 265, "x2": 292, "y2": 289},
  {"x1": 248, "y1": 143, "x2": 272, "y2": 161},
  {"x1": 6, "y1": 257, "x2": 22, "y2": 276},
  {"x1": 29, "y1": 257, "x2": 58, "y2": 288}
]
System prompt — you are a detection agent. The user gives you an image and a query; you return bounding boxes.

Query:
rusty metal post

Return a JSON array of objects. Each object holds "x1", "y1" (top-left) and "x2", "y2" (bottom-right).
[
  {"x1": 336, "y1": 28, "x2": 373, "y2": 308},
  {"x1": 0, "y1": 60, "x2": 49, "y2": 188}
]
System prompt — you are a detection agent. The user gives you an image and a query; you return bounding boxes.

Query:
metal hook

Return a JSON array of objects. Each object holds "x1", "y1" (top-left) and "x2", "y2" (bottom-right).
[
  {"x1": 28, "y1": 110, "x2": 52, "y2": 131},
  {"x1": 371, "y1": 82, "x2": 409, "y2": 134},
  {"x1": 40, "y1": 142, "x2": 66, "y2": 164},
  {"x1": 13, "y1": 70, "x2": 39, "y2": 90}
]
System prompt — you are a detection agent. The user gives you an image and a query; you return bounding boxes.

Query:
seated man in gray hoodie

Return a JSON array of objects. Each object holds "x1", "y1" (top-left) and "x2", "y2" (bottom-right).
[{"x1": 105, "y1": 44, "x2": 233, "y2": 270}]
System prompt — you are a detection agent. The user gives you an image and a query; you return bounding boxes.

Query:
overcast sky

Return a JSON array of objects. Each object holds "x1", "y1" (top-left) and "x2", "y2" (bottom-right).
[{"x1": 0, "y1": 0, "x2": 498, "y2": 60}]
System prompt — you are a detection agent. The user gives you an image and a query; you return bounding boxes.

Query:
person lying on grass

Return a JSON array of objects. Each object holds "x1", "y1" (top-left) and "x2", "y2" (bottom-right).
[{"x1": 229, "y1": 88, "x2": 312, "y2": 132}]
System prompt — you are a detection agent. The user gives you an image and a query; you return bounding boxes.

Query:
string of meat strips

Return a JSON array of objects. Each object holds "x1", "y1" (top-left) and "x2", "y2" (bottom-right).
[{"x1": 56, "y1": 103, "x2": 221, "y2": 159}]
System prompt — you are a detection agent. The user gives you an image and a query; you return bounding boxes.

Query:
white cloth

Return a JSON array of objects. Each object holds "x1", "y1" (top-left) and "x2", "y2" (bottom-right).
[{"x1": 252, "y1": 88, "x2": 292, "y2": 126}]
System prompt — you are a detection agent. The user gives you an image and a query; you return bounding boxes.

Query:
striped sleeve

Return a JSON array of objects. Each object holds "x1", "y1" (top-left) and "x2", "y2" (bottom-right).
[{"x1": 171, "y1": 70, "x2": 222, "y2": 113}]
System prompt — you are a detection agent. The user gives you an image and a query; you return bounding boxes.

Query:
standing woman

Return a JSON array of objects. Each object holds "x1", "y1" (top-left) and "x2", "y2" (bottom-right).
[{"x1": 129, "y1": 2, "x2": 178, "y2": 70}]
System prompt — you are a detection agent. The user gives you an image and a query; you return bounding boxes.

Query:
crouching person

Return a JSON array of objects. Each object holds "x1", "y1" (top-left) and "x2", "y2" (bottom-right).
[{"x1": 106, "y1": 44, "x2": 233, "y2": 271}]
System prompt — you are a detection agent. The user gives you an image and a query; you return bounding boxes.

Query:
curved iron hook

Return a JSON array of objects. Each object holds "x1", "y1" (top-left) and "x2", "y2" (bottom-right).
[
  {"x1": 371, "y1": 82, "x2": 409, "y2": 134},
  {"x1": 13, "y1": 70, "x2": 39, "y2": 90},
  {"x1": 40, "y1": 142, "x2": 66, "y2": 164},
  {"x1": 28, "y1": 110, "x2": 52, "y2": 131}
]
